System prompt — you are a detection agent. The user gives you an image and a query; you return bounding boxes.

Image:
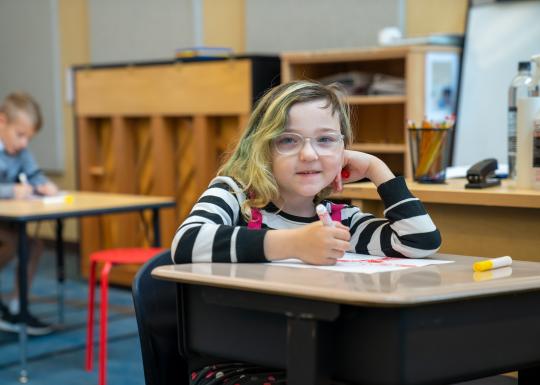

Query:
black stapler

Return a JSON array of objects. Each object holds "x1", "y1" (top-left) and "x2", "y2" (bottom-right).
[{"x1": 465, "y1": 158, "x2": 501, "y2": 189}]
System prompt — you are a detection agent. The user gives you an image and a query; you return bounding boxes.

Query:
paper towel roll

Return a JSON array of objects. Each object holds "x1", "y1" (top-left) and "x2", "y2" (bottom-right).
[{"x1": 516, "y1": 97, "x2": 540, "y2": 188}]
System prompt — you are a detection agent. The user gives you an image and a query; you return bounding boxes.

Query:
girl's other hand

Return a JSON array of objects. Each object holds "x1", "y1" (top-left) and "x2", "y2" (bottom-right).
[
  {"x1": 293, "y1": 221, "x2": 351, "y2": 265},
  {"x1": 266, "y1": 221, "x2": 350, "y2": 265}
]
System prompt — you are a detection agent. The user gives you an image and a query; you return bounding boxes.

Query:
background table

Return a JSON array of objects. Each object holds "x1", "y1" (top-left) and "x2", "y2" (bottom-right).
[
  {"x1": 335, "y1": 178, "x2": 540, "y2": 262},
  {"x1": 153, "y1": 254, "x2": 540, "y2": 384},
  {"x1": 0, "y1": 191, "x2": 175, "y2": 382}
]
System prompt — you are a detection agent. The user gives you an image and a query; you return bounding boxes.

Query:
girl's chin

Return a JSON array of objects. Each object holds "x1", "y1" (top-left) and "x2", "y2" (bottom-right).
[{"x1": 295, "y1": 185, "x2": 328, "y2": 197}]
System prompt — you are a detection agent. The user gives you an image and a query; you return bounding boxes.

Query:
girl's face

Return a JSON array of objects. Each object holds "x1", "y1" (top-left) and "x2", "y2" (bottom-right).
[{"x1": 271, "y1": 99, "x2": 343, "y2": 206}]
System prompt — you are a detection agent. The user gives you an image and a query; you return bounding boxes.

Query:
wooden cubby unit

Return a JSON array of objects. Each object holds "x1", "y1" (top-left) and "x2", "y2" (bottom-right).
[
  {"x1": 281, "y1": 46, "x2": 460, "y2": 177},
  {"x1": 74, "y1": 57, "x2": 280, "y2": 285}
]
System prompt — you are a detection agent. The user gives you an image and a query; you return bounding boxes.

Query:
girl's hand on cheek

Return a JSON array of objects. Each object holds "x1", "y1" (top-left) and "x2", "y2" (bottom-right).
[
  {"x1": 335, "y1": 150, "x2": 395, "y2": 187},
  {"x1": 333, "y1": 150, "x2": 371, "y2": 188},
  {"x1": 291, "y1": 221, "x2": 351, "y2": 265}
]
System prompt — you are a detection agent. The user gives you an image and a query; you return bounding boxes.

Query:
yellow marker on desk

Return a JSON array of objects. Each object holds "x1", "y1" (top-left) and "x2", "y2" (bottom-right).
[{"x1": 473, "y1": 256, "x2": 512, "y2": 272}]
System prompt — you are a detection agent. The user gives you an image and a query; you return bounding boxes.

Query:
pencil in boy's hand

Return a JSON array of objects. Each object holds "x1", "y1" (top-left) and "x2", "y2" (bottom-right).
[
  {"x1": 18, "y1": 173, "x2": 28, "y2": 184},
  {"x1": 316, "y1": 204, "x2": 334, "y2": 227}
]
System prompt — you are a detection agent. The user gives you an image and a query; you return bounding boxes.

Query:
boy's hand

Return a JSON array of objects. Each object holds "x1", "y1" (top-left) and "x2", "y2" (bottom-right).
[
  {"x1": 265, "y1": 222, "x2": 351, "y2": 265},
  {"x1": 35, "y1": 182, "x2": 58, "y2": 196},
  {"x1": 13, "y1": 183, "x2": 33, "y2": 199},
  {"x1": 332, "y1": 150, "x2": 395, "y2": 191}
]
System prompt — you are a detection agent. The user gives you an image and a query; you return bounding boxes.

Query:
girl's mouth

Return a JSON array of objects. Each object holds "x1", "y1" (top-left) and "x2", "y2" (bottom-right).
[{"x1": 296, "y1": 170, "x2": 321, "y2": 175}]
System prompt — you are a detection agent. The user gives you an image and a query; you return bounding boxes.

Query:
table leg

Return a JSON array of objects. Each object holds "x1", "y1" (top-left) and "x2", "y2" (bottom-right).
[
  {"x1": 519, "y1": 367, "x2": 540, "y2": 384},
  {"x1": 152, "y1": 208, "x2": 161, "y2": 247},
  {"x1": 286, "y1": 317, "x2": 331, "y2": 385},
  {"x1": 55, "y1": 219, "x2": 65, "y2": 324},
  {"x1": 17, "y1": 222, "x2": 29, "y2": 383}
]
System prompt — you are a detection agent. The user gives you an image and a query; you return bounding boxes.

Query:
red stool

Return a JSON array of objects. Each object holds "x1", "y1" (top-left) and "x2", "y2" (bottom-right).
[{"x1": 85, "y1": 247, "x2": 164, "y2": 385}]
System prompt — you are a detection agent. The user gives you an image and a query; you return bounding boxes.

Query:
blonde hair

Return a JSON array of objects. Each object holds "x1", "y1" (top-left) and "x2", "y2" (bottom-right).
[
  {"x1": 219, "y1": 80, "x2": 353, "y2": 219},
  {"x1": 0, "y1": 92, "x2": 43, "y2": 131}
]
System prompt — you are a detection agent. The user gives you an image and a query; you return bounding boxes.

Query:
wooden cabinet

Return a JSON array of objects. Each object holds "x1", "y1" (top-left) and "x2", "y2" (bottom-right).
[
  {"x1": 281, "y1": 46, "x2": 460, "y2": 177},
  {"x1": 338, "y1": 179, "x2": 540, "y2": 262},
  {"x1": 74, "y1": 57, "x2": 280, "y2": 285}
]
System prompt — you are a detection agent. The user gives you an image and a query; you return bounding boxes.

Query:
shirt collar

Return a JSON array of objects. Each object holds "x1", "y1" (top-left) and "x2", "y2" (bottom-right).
[{"x1": 0, "y1": 139, "x2": 4, "y2": 152}]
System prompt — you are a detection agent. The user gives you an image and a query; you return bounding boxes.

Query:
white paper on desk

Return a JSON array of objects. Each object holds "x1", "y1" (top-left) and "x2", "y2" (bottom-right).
[
  {"x1": 28, "y1": 191, "x2": 70, "y2": 204},
  {"x1": 269, "y1": 252, "x2": 453, "y2": 274}
]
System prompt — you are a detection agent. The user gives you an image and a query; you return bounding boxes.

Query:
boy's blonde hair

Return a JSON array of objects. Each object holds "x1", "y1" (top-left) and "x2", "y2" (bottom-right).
[
  {"x1": 0, "y1": 92, "x2": 43, "y2": 131},
  {"x1": 219, "y1": 80, "x2": 353, "y2": 219}
]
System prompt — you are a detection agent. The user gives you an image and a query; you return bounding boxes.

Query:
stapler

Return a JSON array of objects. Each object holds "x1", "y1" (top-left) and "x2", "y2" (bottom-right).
[{"x1": 465, "y1": 158, "x2": 501, "y2": 189}]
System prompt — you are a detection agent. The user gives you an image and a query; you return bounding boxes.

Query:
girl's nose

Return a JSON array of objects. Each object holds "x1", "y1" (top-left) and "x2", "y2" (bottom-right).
[{"x1": 299, "y1": 138, "x2": 319, "y2": 161}]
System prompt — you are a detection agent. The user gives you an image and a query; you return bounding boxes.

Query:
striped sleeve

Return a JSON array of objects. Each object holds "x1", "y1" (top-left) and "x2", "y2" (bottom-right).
[
  {"x1": 171, "y1": 178, "x2": 268, "y2": 264},
  {"x1": 347, "y1": 176, "x2": 441, "y2": 258}
]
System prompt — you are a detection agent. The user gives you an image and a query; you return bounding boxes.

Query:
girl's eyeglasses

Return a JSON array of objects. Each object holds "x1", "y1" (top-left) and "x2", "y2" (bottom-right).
[{"x1": 273, "y1": 132, "x2": 344, "y2": 156}]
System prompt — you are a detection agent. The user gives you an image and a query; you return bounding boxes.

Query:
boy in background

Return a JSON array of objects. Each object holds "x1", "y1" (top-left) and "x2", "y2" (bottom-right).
[{"x1": 0, "y1": 92, "x2": 58, "y2": 335}]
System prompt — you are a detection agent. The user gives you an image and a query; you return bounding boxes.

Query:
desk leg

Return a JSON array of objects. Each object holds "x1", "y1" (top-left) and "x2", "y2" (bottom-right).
[
  {"x1": 55, "y1": 219, "x2": 64, "y2": 324},
  {"x1": 519, "y1": 367, "x2": 540, "y2": 384},
  {"x1": 17, "y1": 222, "x2": 29, "y2": 383},
  {"x1": 287, "y1": 317, "x2": 330, "y2": 385},
  {"x1": 152, "y1": 208, "x2": 161, "y2": 247}
]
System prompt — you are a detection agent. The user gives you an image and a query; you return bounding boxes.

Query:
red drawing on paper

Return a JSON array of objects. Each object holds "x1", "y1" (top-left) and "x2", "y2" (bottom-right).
[{"x1": 337, "y1": 256, "x2": 417, "y2": 268}]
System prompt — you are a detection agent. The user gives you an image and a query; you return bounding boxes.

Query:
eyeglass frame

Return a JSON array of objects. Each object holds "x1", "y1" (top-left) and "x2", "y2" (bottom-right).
[{"x1": 272, "y1": 131, "x2": 345, "y2": 156}]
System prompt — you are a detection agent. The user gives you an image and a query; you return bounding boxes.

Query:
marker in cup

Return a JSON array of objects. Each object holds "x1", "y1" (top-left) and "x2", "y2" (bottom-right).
[
  {"x1": 473, "y1": 256, "x2": 512, "y2": 272},
  {"x1": 316, "y1": 204, "x2": 334, "y2": 227}
]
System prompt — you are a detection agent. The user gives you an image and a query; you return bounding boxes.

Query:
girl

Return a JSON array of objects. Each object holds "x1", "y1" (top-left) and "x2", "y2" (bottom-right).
[
  {"x1": 171, "y1": 80, "x2": 441, "y2": 383},
  {"x1": 172, "y1": 81, "x2": 441, "y2": 266}
]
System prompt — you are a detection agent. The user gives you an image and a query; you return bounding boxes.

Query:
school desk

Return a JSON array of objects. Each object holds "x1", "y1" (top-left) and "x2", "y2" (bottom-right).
[
  {"x1": 0, "y1": 191, "x2": 175, "y2": 382},
  {"x1": 153, "y1": 255, "x2": 540, "y2": 384},
  {"x1": 336, "y1": 178, "x2": 540, "y2": 263}
]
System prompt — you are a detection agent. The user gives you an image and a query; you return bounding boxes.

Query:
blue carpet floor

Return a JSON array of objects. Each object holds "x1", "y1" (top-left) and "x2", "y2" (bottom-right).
[{"x1": 0, "y1": 248, "x2": 144, "y2": 385}]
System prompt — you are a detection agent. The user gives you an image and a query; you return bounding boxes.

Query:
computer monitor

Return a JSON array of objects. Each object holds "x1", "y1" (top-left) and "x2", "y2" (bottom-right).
[{"x1": 453, "y1": 0, "x2": 540, "y2": 167}]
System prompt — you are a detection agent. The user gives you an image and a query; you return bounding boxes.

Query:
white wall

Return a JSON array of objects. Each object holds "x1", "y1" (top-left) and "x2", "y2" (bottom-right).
[
  {"x1": 246, "y1": 0, "x2": 399, "y2": 52},
  {"x1": 0, "y1": 0, "x2": 64, "y2": 172},
  {"x1": 88, "y1": 0, "x2": 195, "y2": 63},
  {"x1": 88, "y1": 0, "x2": 400, "y2": 63}
]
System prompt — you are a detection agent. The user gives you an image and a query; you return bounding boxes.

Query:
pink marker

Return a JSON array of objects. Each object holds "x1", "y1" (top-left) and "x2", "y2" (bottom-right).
[{"x1": 316, "y1": 204, "x2": 334, "y2": 227}]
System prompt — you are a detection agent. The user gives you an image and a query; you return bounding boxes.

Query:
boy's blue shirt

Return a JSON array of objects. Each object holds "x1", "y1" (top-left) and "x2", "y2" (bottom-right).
[{"x1": 0, "y1": 139, "x2": 49, "y2": 199}]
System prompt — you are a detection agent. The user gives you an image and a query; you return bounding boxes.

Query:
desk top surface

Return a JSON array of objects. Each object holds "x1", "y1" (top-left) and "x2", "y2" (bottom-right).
[
  {"x1": 152, "y1": 254, "x2": 540, "y2": 306},
  {"x1": 336, "y1": 178, "x2": 540, "y2": 209},
  {"x1": 0, "y1": 191, "x2": 175, "y2": 221}
]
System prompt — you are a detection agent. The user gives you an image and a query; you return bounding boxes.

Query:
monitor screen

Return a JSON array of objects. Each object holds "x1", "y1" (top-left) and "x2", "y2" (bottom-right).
[{"x1": 453, "y1": 0, "x2": 540, "y2": 167}]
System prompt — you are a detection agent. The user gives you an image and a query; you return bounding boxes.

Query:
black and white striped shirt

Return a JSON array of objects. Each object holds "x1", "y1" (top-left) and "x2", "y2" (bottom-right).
[{"x1": 171, "y1": 176, "x2": 441, "y2": 264}]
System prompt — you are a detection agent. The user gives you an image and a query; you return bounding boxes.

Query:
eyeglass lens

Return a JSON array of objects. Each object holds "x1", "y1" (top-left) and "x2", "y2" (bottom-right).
[{"x1": 274, "y1": 133, "x2": 343, "y2": 155}]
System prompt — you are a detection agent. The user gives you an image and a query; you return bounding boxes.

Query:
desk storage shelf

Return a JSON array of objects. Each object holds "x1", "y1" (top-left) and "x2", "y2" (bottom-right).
[
  {"x1": 281, "y1": 46, "x2": 460, "y2": 177},
  {"x1": 74, "y1": 57, "x2": 280, "y2": 285}
]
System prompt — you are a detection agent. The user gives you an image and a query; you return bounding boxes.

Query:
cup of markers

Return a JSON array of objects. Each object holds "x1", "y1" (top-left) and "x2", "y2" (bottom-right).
[{"x1": 408, "y1": 117, "x2": 454, "y2": 183}]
